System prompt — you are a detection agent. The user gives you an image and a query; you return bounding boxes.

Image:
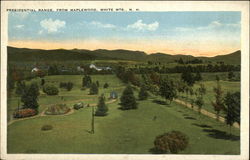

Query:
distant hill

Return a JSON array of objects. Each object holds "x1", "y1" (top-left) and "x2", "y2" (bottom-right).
[{"x1": 7, "y1": 46, "x2": 240, "y2": 65}]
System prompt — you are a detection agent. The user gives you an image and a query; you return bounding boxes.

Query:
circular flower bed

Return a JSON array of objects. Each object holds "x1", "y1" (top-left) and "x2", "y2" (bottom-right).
[
  {"x1": 45, "y1": 104, "x2": 70, "y2": 115},
  {"x1": 13, "y1": 108, "x2": 38, "y2": 118}
]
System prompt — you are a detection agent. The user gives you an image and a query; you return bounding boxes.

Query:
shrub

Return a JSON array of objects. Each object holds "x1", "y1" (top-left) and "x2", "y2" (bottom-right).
[
  {"x1": 73, "y1": 102, "x2": 84, "y2": 110},
  {"x1": 103, "y1": 83, "x2": 109, "y2": 88},
  {"x1": 59, "y1": 82, "x2": 73, "y2": 91},
  {"x1": 43, "y1": 84, "x2": 59, "y2": 95},
  {"x1": 154, "y1": 131, "x2": 189, "y2": 154},
  {"x1": 13, "y1": 108, "x2": 37, "y2": 118},
  {"x1": 41, "y1": 125, "x2": 53, "y2": 131},
  {"x1": 89, "y1": 83, "x2": 98, "y2": 95},
  {"x1": 45, "y1": 104, "x2": 70, "y2": 115}
]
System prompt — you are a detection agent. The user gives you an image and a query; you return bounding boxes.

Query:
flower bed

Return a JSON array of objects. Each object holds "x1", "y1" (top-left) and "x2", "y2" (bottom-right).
[
  {"x1": 13, "y1": 108, "x2": 38, "y2": 118},
  {"x1": 45, "y1": 104, "x2": 70, "y2": 115}
]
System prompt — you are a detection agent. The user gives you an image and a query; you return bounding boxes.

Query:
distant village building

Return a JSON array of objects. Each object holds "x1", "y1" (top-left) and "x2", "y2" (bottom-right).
[
  {"x1": 89, "y1": 64, "x2": 112, "y2": 71},
  {"x1": 31, "y1": 67, "x2": 40, "y2": 73},
  {"x1": 110, "y1": 91, "x2": 118, "y2": 99}
]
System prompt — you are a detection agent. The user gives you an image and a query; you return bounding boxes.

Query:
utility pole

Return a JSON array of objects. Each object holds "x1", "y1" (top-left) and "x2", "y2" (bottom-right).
[
  {"x1": 18, "y1": 99, "x2": 20, "y2": 111},
  {"x1": 91, "y1": 105, "x2": 95, "y2": 134}
]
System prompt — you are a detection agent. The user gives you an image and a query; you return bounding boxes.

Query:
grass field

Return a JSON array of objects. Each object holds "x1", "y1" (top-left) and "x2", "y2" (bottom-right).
[{"x1": 7, "y1": 74, "x2": 240, "y2": 154}]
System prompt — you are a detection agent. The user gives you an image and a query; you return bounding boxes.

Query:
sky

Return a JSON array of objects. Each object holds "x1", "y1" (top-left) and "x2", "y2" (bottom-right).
[{"x1": 8, "y1": 11, "x2": 240, "y2": 57}]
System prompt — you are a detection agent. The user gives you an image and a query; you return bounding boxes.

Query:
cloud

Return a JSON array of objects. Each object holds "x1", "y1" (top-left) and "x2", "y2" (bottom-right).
[
  {"x1": 174, "y1": 21, "x2": 240, "y2": 32},
  {"x1": 127, "y1": 20, "x2": 159, "y2": 31},
  {"x1": 14, "y1": 24, "x2": 24, "y2": 29},
  {"x1": 90, "y1": 21, "x2": 116, "y2": 29},
  {"x1": 40, "y1": 18, "x2": 66, "y2": 33}
]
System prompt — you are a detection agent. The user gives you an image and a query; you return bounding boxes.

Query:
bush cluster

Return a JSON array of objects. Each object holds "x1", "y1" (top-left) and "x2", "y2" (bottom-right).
[
  {"x1": 154, "y1": 131, "x2": 189, "y2": 154},
  {"x1": 59, "y1": 82, "x2": 74, "y2": 91},
  {"x1": 43, "y1": 84, "x2": 59, "y2": 95},
  {"x1": 13, "y1": 108, "x2": 37, "y2": 118},
  {"x1": 41, "y1": 125, "x2": 53, "y2": 131}
]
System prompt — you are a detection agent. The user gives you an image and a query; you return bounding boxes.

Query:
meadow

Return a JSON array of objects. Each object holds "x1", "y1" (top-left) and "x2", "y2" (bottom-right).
[{"x1": 7, "y1": 74, "x2": 240, "y2": 154}]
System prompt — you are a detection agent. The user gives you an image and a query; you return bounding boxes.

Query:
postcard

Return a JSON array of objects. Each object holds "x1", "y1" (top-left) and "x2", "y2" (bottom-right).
[{"x1": 1, "y1": 1, "x2": 249, "y2": 160}]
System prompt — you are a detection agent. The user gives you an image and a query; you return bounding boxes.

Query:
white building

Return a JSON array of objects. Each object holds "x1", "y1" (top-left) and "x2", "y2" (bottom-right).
[
  {"x1": 77, "y1": 66, "x2": 84, "y2": 72},
  {"x1": 31, "y1": 67, "x2": 40, "y2": 73}
]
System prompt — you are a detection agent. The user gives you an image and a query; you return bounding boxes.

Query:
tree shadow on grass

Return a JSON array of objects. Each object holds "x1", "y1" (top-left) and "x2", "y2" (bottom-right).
[
  {"x1": 192, "y1": 123, "x2": 212, "y2": 128},
  {"x1": 152, "y1": 100, "x2": 168, "y2": 106},
  {"x1": 184, "y1": 116, "x2": 197, "y2": 120},
  {"x1": 202, "y1": 129, "x2": 240, "y2": 141},
  {"x1": 149, "y1": 147, "x2": 166, "y2": 154}
]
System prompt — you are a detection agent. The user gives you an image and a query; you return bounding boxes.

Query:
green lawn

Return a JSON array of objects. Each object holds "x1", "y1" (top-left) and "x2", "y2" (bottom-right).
[
  {"x1": 7, "y1": 75, "x2": 125, "y2": 122},
  {"x1": 8, "y1": 74, "x2": 240, "y2": 154}
]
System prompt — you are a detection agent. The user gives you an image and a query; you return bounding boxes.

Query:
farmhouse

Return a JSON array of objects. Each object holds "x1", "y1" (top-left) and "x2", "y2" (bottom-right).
[
  {"x1": 89, "y1": 64, "x2": 112, "y2": 71},
  {"x1": 77, "y1": 66, "x2": 85, "y2": 72},
  {"x1": 31, "y1": 67, "x2": 40, "y2": 73}
]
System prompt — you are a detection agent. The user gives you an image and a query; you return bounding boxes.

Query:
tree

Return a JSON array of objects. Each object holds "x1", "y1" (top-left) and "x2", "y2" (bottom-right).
[
  {"x1": 215, "y1": 75, "x2": 220, "y2": 81},
  {"x1": 43, "y1": 84, "x2": 59, "y2": 95},
  {"x1": 228, "y1": 71, "x2": 235, "y2": 81},
  {"x1": 48, "y1": 65, "x2": 60, "y2": 75},
  {"x1": 211, "y1": 80, "x2": 225, "y2": 121},
  {"x1": 21, "y1": 83, "x2": 39, "y2": 111},
  {"x1": 197, "y1": 83, "x2": 206, "y2": 96},
  {"x1": 41, "y1": 78, "x2": 45, "y2": 86},
  {"x1": 15, "y1": 80, "x2": 26, "y2": 96},
  {"x1": 195, "y1": 72, "x2": 202, "y2": 81},
  {"x1": 159, "y1": 78, "x2": 177, "y2": 104},
  {"x1": 154, "y1": 131, "x2": 189, "y2": 153},
  {"x1": 120, "y1": 85, "x2": 137, "y2": 110},
  {"x1": 66, "y1": 82, "x2": 73, "y2": 91},
  {"x1": 96, "y1": 81, "x2": 100, "y2": 88},
  {"x1": 95, "y1": 94, "x2": 108, "y2": 116},
  {"x1": 195, "y1": 96, "x2": 204, "y2": 114},
  {"x1": 149, "y1": 71, "x2": 161, "y2": 86},
  {"x1": 138, "y1": 85, "x2": 149, "y2": 100},
  {"x1": 224, "y1": 92, "x2": 240, "y2": 135},
  {"x1": 89, "y1": 83, "x2": 98, "y2": 95},
  {"x1": 7, "y1": 67, "x2": 15, "y2": 92},
  {"x1": 82, "y1": 74, "x2": 92, "y2": 88},
  {"x1": 181, "y1": 71, "x2": 195, "y2": 86},
  {"x1": 103, "y1": 82, "x2": 109, "y2": 89}
]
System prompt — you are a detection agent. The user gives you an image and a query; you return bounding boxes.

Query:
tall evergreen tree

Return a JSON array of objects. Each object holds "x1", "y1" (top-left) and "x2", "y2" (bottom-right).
[
  {"x1": 21, "y1": 83, "x2": 39, "y2": 111},
  {"x1": 89, "y1": 82, "x2": 98, "y2": 95},
  {"x1": 82, "y1": 74, "x2": 92, "y2": 88},
  {"x1": 15, "y1": 80, "x2": 26, "y2": 96},
  {"x1": 95, "y1": 94, "x2": 108, "y2": 116},
  {"x1": 120, "y1": 85, "x2": 137, "y2": 110},
  {"x1": 159, "y1": 78, "x2": 177, "y2": 104},
  {"x1": 138, "y1": 85, "x2": 149, "y2": 100}
]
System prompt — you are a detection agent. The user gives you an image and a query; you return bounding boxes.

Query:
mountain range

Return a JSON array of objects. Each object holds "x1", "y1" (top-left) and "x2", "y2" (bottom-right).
[{"x1": 7, "y1": 46, "x2": 241, "y2": 65}]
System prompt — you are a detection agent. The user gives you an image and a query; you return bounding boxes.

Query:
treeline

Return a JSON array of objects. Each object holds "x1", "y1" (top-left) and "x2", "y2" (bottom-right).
[
  {"x1": 175, "y1": 58, "x2": 203, "y2": 64},
  {"x1": 127, "y1": 64, "x2": 240, "y2": 74}
]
